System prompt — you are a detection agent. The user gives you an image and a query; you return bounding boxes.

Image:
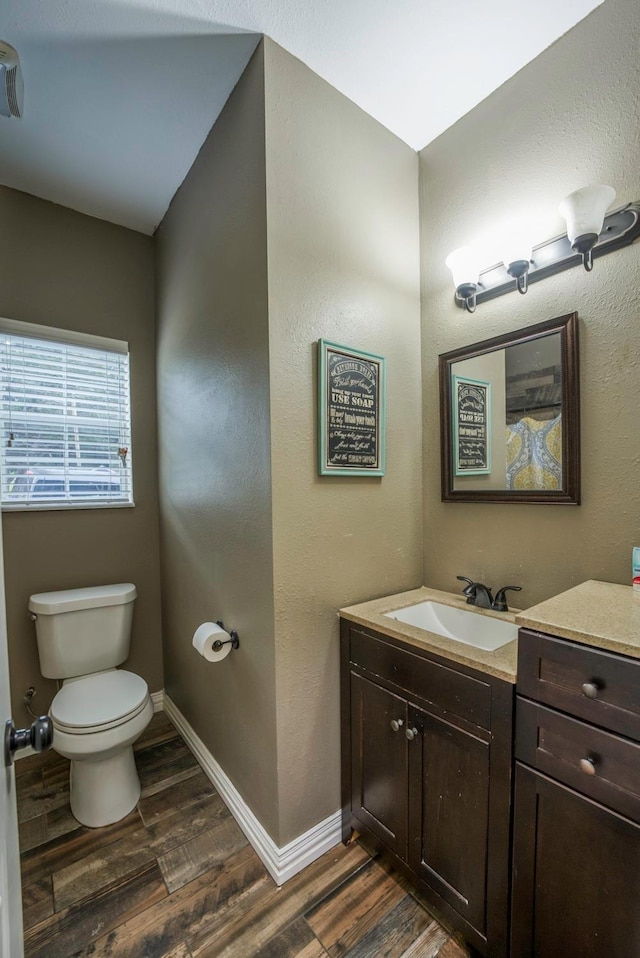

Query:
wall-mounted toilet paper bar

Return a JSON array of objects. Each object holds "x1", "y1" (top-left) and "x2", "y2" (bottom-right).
[{"x1": 214, "y1": 620, "x2": 240, "y2": 651}]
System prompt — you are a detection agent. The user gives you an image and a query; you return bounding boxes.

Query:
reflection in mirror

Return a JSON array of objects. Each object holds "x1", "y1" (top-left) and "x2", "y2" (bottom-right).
[
  {"x1": 440, "y1": 314, "x2": 580, "y2": 504},
  {"x1": 505, "y1": 335, "x2": 562, "y2": 490}
]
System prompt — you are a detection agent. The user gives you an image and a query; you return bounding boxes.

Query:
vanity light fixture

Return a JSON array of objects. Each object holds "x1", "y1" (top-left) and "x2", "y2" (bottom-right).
[
  {"x1": 446, "y1": 188, "x2": 640, "y2": 311},
  {"x1": 445, "y1": 246, "x2": 481, "y2": 313}
]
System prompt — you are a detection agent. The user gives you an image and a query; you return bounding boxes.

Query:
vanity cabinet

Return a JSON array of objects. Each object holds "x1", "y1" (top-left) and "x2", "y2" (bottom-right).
[
  {"x1": 512, "y1": 628, "x2": 640, "y2": 957},
  {"x1": 341, "y1": 619, "x2": 514, "y2": 958}
]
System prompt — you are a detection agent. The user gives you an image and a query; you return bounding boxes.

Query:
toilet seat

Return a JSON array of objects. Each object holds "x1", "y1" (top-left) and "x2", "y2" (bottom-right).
[{"x1": 51, "y1": 670, "x2": 149, "y2": 735}]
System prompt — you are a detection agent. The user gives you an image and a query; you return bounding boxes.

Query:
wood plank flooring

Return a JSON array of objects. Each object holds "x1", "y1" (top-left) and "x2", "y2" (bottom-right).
[{"x1": 17, "y1": 712, "x2": 473, "y2": 958}]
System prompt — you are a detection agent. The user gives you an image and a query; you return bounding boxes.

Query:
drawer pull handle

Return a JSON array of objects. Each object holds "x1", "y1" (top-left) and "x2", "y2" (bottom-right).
[
  {"x1": 405, "y1": 727, "x2": 418, "y2": 741},
  {"x1": 579, "y1": 757, "x2": 597, "y2": 776},
  {"x1": 390, "y1": 719, "x2": 404, "y2": 732},
  {"x1": 582, "y1": 681, "x2": 600, "y2": 699}
]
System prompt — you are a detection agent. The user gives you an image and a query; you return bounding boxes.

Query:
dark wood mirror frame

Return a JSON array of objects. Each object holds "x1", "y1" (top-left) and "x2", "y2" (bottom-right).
[{"x1": 439, "y1": 312, "x2": 580, "y2": 504}]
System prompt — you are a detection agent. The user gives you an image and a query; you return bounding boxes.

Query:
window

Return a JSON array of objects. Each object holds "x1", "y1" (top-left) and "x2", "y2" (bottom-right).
[{"x1": 0, "y1": 318, "x2": 133, "y2": 509}]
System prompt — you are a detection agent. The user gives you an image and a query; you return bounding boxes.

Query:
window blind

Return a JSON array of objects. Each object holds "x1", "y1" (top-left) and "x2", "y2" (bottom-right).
[{"x1": 0, "y1": 325, "x2": 133, "y2": 509}]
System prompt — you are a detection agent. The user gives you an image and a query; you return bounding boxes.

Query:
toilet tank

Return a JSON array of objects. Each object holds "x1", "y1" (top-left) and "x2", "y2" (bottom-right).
[{"x1": 29, "y1": 584, "x2": 137, "y2": 679}]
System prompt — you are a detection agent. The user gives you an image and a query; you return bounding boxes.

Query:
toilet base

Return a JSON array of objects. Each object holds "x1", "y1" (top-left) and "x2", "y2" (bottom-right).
[{"x1": 69, "y1": 745, "x2": 141, "y2": 828}]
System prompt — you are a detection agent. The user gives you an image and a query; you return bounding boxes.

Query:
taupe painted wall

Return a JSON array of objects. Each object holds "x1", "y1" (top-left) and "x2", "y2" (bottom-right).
[
  {"x1": 0, "y1": 187, "x2": 163, "y2": 721},
  {"x1": 155, "y1": 47, "x2": 280, "y2": 837},
  {"x1": 420, "y1": 0, "x2": 640, "y2": 609},
  {"x1": 264, "y1": 39, "x2": 422, "y2": 844},
  {"x1": 156, "y1": 39, "x2": 422, "y2": 846}
]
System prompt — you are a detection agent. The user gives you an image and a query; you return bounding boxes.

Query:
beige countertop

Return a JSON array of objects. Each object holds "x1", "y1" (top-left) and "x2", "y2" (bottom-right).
[
  {"x1": 515, "y1": 579, "x2": 640, "y2": 658},
  {"x1": 340, "y1": 585, "x2": 519, "y2": 683},
  {"x1": 341, "y1": 580, "x2": 640, "y2": 683}
]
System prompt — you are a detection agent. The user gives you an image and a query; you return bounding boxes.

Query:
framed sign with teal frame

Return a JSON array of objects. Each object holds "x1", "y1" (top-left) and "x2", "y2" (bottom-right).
[
  {"x1": 318, "y1": 339, "x2": 386, "y2": 476},
  {"x1": 452, "y1": 375, "x2": 492, "y2": 475}
]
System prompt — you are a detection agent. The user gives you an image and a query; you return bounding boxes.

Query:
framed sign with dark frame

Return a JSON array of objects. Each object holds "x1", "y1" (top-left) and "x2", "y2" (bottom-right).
[
  {"x1": 453, "y1": 375, "x2": 492, "y2": 476},
  {"x1": 318, "y1": 339, "x2": 386, "y2": 476}
]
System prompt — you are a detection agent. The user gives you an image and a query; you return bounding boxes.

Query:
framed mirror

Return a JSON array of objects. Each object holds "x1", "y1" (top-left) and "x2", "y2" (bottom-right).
[{"x1": 439, "y1": 313, "x2": 580, "y2": 504}]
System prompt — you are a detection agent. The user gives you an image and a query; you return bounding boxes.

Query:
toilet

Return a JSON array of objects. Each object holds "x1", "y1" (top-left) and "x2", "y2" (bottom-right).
[{"x1": 29, "y1": 583, "x2": 153, "y2": 828}]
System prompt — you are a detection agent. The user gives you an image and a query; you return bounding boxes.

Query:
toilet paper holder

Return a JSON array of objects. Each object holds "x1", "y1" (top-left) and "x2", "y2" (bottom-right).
[{"x1": 215, "y1": 621, "x2": 240, "y2": 652}]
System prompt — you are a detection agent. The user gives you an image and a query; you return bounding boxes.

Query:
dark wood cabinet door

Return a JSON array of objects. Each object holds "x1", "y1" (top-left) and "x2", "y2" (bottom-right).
[
  {"x1": 407, "y1": 703, "x2": 490, "y2": 934},
  {"x1": 350, "y1": 671, "x2": 408, "y2": 858},
  {"x1": 512, "y1": 763, "x2": 640, "y2": 958}
]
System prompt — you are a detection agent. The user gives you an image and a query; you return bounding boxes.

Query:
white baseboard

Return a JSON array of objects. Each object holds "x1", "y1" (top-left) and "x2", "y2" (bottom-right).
[
  {"x1": 150, "y1": 690, "x2": 164, "y2": 712},
  {"x1": 163, "y1": 693, "x2": 341, "y2": 885}
]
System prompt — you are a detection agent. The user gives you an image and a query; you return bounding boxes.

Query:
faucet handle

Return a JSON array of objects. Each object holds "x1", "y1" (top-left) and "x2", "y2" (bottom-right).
[
  {"x1": 456, "y1": 575, "x2": 474, "y2": 591},
  {"x1": 492, "y1": 585, "x2": 522, "y2": 612}
]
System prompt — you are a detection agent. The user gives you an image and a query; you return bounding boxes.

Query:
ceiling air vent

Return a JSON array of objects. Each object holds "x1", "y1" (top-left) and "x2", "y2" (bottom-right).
[{"x1": 0, "y1": 40, "x2": 23, "y2": 118}]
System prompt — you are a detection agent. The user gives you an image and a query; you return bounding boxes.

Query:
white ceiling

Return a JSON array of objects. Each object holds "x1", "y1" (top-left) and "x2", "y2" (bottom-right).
[{"x1": 1, "y1": 0, "x2": 603, "y2": 234}]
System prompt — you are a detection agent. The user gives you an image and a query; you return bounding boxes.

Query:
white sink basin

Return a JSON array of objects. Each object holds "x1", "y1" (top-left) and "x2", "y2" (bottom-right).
[{"x1": 384, "y1": 600, "x2": 517, "y2": 651}]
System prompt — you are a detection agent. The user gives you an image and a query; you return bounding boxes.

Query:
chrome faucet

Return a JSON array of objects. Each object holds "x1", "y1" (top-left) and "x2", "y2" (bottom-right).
[{"x1": 457, "y1": 577, "x2": 522, "y2": 612}]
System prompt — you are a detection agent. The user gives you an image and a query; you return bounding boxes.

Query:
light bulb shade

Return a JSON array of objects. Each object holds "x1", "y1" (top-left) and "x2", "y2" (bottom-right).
[
  {"x1": 445, "y1": 246, "x2": 481, "y2": 289},
  {"x1": 558, "y1": 185, "x2": 616, "y2": 245}
]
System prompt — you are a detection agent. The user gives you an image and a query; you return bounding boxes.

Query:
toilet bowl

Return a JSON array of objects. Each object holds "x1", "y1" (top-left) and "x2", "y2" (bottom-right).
[
  {"x1": 29, "y1": 583, "x2": 153, "y2": 829},
  {"x1": 50, "y1": 669, "x2": 153, "y2": 827}
]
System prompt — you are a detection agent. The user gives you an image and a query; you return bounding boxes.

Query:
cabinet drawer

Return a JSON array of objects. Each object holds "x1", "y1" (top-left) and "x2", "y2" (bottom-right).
[
  {"x1": 518, "y1": 628, "x2": 640, "y2": 741},
  {"x1": 350, "y1": 628, "x2": 491, "y2": 730},
  {"x1": 516, "y1": 697, "x2": 640, "y2": 822}
]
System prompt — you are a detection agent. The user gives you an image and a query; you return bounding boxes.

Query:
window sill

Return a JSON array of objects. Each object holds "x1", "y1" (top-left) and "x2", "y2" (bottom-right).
[{"x1": 1, "y1": 501, "x2": 135, "y2": 513}]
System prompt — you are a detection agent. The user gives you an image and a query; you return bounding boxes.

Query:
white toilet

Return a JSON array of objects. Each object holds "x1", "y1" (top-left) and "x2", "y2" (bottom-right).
[{"x1": 29, "y1": 583, "x2": 153, "y2": 828}]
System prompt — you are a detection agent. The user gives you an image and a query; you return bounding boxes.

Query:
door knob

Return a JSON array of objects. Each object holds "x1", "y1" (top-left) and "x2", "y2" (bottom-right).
[
  {"x1": 390, "y1": 719, "x2": 404, "y2": 732},
  {"x1": 4, "y1": 716, "x2": 53, "y2": 767},
  {"x1": 405, "y1": 727, "x2": 419, "y2": 741}
]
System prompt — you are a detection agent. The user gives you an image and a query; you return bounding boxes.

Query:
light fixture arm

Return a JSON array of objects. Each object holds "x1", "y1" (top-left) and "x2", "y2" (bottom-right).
[
  {"x1": 455, "y1": 282, "x2": 477, "y2": 313},
  {"x1": 571, "y1": 236, "x2": 596, "y2": 272},
  {"x1": 506, "y1": 258, "x2": 530, "y2": 294},
  {"x1": 453, "y1": 201, "x2": 640, "y2": 309}
]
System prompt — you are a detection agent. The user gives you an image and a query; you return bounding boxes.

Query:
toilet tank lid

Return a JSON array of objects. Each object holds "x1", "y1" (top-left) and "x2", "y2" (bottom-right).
[{"x1": 29, "y1": 583, "x2": 137, "y2": 615}]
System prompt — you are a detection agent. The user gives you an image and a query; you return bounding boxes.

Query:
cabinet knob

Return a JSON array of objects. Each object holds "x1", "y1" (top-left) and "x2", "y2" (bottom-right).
[
  {"x1": 579, "y1": 757, "x2": 597, "y2": 776},
  {"x1": 390, "y1": 719, "x2": 404, "y2": 732},
  {"x1": 405, "y1": 727, "x2": 418, "y2": 741},
  {"x1": 582, "y1": 681, "x2": 600, "y2": 699}
]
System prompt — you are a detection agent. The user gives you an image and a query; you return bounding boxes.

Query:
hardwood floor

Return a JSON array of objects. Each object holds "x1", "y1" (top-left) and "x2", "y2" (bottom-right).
[{"x1": 17, "y1": 713, "x2": 473, "y2": 958}]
